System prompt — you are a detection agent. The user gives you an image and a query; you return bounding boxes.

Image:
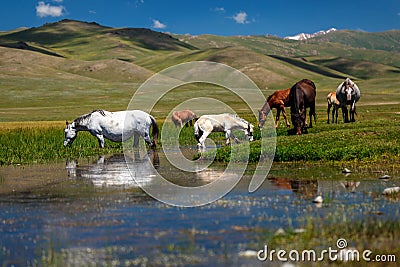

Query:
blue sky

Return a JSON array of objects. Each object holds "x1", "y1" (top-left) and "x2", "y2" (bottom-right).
[{"x1": 1, "y1": 0, "x2": 399, "y2": 36}]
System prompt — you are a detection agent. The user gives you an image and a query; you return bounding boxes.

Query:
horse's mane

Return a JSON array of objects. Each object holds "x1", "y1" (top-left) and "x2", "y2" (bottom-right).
[
  {"x1": 226, "y1": 113, "x2": 249, "y2": 125},
  {"x1": 299, "y1": 79, "x2": 316, "y2": 90},
  {"x1": 74, "y1": 109, "x2": 106, "y2": 125}
]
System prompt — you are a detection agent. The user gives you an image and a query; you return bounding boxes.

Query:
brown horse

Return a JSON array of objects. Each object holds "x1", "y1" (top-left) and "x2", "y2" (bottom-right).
[
  {"x1": 289, "y1": 79, "x2": 317, "y2": 135},
  {"x1": 171, "y1": 110, "x2": 197, "y2": 128},
  {"x1": 327, "y1": 91, "x2": 340, "y2": 124},
  {"x1": 258, "y1": 88, "x2": 291, "y2": 128}
]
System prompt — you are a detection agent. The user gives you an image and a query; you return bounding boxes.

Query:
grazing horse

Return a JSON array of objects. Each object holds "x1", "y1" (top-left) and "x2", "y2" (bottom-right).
[
  {"x1": 327, "y1": 91, "x2": 341, "y2": 124},
  {"x1": 258, "y1": 88, "x2": 291, "y2": 128},
  {"x1": 194, "y1": 113, "x2": 254, "y2": 151},
  {"x1": 64, "y1": 109, "x2": 159, "y2": 148},
  {"x1": 335, "y1": 78, "x2": 360, "y2": 123},
  {"x1": 171, "y1": 110, "x2": 197, "y2": 128},
  {"x1": 289, "y1": 79, "x2": 317, "y2": 135}
]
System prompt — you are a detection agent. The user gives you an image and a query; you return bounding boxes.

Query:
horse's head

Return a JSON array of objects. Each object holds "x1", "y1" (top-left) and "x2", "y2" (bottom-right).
[
  {"x1": 246, "y1": 123, "x2": 254, "y2": 142},
  {"x1": 342, "y1": 78, "x2": 355, "y2": 102},
  {"x1": 64, "y1": 121, "x2": 77, "y2": 146},
  {"x1": 258, "y1": 110, "x2": 269, "y2": 128},
  {"x1": 291, "y1": 113, "x2": 304, "y2": 135}
]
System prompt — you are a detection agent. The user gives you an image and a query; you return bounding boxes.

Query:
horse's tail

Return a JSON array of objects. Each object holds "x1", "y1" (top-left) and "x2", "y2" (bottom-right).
[
  {"x1": 194, "y1": 121, "x2": 202, "y2": 142},
  {"x1": 150, "y1": 116, "x2": 159, "y2": 148}
]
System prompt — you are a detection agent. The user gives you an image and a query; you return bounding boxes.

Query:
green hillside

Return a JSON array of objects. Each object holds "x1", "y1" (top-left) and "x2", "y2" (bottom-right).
[
  {"x1": 176, "y1": 31, "x2": 400, "y2": 69},
  {"x1": 0, "y1": 19, "x2": 399, "y2": 122},
  {"x1": 0, "y1": 19, "x2": 197, "y2": 61},
  {"x1": 312, "y1": 30, "x2": 400, "y2": 52}
]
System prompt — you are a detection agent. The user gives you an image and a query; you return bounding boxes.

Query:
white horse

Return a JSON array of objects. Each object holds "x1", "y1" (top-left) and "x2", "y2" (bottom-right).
[
  {"x1": 335, "y1": 78, "x2": 361, "y2": 123},
  {"x1": 64, "y1": 109, "x2": 159, "y2": 148},
  {"x1": 194, "y1": 113, "x2": 254, "y2": 151}
]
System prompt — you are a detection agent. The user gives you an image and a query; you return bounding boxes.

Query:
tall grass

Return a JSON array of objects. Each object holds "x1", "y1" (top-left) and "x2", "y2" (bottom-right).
[{"x1": 0, "y1": 126, "x2": 122, "y2": 165}]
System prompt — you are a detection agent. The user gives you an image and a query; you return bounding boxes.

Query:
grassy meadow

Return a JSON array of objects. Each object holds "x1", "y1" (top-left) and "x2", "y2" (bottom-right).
[
  {"x1": 0, "y1": 20, "x2": 399, "y2": 165},
  {"x1": 1, "y1": 97, "x2": 399, "y2": 165}
]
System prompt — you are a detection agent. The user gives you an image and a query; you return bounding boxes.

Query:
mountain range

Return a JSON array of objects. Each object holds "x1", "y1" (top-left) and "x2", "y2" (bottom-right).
[
  {"x1": 284, "y1": 28, "x2": 337, "y2": 40},
  {"x1": 0, "y1": 19, "x2": 399, "y2": 89}
]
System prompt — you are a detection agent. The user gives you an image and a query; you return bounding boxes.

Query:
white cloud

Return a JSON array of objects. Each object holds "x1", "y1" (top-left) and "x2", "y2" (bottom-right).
[
  {"x1": 52, "y1": 0, "x2": 63, "y2": 3},
  {"x1": 213, "y1": 7, "x2": 225, "y2": 12},
  {"x1": 152, "y1": 19, "x2": 166, "y2": 29},
  {"x1": 232, "y1": 11, "x2": 248, "y2": 24},
  {"x1": 36, "y1": 1, "x2": 65, "y2": 17}
]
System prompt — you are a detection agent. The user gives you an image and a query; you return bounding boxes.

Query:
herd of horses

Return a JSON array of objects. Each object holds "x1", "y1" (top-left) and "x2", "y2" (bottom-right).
[{"x1": 64, "y1": 78, "x2": 360, "y2": 150}]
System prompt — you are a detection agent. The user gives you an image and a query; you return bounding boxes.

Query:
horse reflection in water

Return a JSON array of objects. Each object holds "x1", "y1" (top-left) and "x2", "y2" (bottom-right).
[
  {"x1": 269, "y1": 178, "x2": 318, "y2": 198},
  {"x1": 269, "y1": 177, "x2": 362, "y2": 199},
  {"x1": 66, "y1": 151, "x2": 159, "y2": 188}
]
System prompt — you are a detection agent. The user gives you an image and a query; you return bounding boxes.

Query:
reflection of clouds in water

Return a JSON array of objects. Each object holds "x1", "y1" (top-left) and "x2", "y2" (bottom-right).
[{"x1": 66, "y1": 152, "x2": 159, "y2": 188}]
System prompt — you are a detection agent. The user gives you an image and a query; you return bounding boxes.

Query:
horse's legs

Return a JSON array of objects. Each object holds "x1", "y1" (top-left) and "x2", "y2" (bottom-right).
[
  {"x1": 327, "y1": 103, "x2": 331, "y2": 124},
  {"x1": 198, "y1": 131, "x2": 210, "y2": 151},
  {"x1": 229, "y1": 131, "x2": 241, "y2": 144},
  {"x1": 96, "y1": 134, "x2": 105, "y2": 148},
  {"x1": 334, "y1": 106, "x2": 339, "y2": 123},
  {"x1": 143, "y1": 132, "x2": 154, "y2": 148},
  {"x1": 309, "y1": 104, "x2": 316, "y2": 128},
  {"x1": 225, "y1": 130, "x2": 231, "y2": 145},
  {"x1": 275, "y1": 109, "x2": 281, "y2": 128},
  {"x1": 281, "y1": 107, "x2": 290, "y2": 127},
  {"x1": 133, "y1": 132, "x2": 140, "y2": 147},
  {"x1": 342, "y1": 105, "x2": 349, "y2": 123},
  {"x1": 350, "y1": 102, "x2": 356, "y2": 122},
  {"x1": 332, "y1": 106, "x2": 336, "y2": 124}
]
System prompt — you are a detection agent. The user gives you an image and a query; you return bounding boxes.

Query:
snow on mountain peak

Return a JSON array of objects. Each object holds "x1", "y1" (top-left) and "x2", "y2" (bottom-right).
[{"x1": 284, "y1": 28, "x2": 337, "y2": 40}]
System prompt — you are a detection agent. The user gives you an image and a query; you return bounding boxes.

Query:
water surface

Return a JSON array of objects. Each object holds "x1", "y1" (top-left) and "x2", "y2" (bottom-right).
[{"x1": 0, "y1": 152, "x2": 399, "y2": 266}]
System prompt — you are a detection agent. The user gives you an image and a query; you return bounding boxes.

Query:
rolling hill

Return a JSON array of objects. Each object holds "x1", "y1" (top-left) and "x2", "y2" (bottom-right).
[{"x1": 0, "y1": 19, "x2": 399, "y2": 121}]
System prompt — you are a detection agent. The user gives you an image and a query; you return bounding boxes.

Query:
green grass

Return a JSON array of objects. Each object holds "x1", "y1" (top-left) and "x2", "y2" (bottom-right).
[
  {"x1": 202, "y1": 104, "x2": 400, "y2": 164},
  {"x1": 1, "y1": 102, "x2": 399, "y2": 165},
  {"x1": 0, "y1": 126, "x2": 122, "y2": 165}
]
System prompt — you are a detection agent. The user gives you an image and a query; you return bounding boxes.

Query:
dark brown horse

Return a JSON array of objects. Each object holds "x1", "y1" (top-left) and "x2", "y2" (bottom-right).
[
  {"x1": 289, "y1": 79, "x2": 317, "y2": 135},
  {"x1": 171, "y1": 110, "x2": 197, "y2": 128},
  {"x1": 258, "y1": 88, "x2": 291, "y2": 128}
]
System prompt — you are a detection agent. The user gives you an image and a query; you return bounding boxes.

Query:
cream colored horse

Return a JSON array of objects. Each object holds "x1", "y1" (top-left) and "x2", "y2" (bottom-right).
[
  {"x1": 327, "y1": 91, "x2": 340, "y2": 124},
  {"x1": 194, "y1": 113, "x2": 254, "y2": 151}
]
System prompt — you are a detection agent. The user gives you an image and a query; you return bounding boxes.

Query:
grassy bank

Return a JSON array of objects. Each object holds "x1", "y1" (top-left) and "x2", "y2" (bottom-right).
[
  {"x1": 206, "y1": 104, "x2": 400, "y2": 164},
  {"x1": 211, "y1": 123, "x2": 400, "y2": 163},
  {"x1": 1, "y1": 107, "x2": 399, "y2": 165},
  {"x1": 0, "y1": 123, "x2": 122, "y2": 165}
]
